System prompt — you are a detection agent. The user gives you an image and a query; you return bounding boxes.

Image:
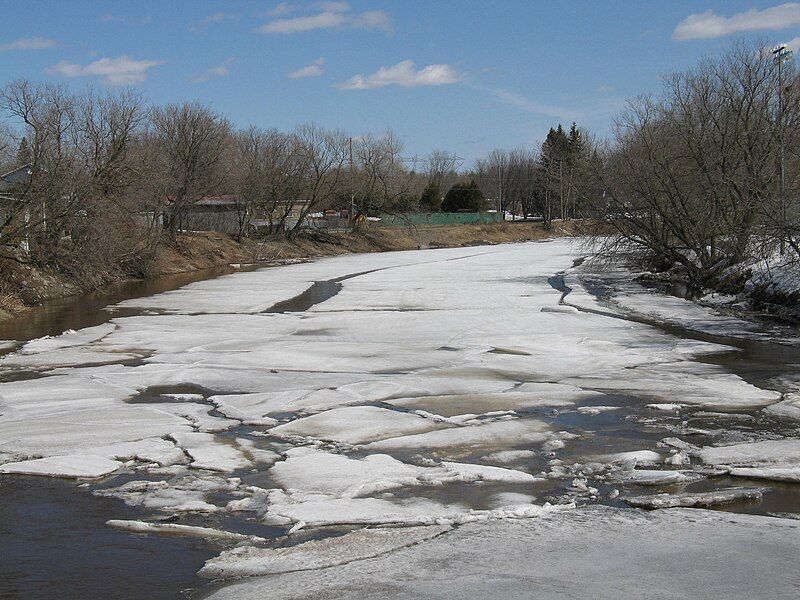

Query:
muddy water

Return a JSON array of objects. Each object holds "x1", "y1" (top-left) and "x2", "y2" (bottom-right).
[{"x1": 0, "y1": 265, "x2": 252, "y2": 345}]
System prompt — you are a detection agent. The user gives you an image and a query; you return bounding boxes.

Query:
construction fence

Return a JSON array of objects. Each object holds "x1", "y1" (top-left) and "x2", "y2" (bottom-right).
[{"x1": 376, "y1": 212, "x2": 503, "y2": 227}]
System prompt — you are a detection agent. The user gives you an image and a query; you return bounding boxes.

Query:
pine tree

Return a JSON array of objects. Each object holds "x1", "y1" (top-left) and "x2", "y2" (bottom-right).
[
  {"x1": 419, "y1": 182, "x2": 442, "y2": 212},
  {"x1": 441, "y1": 180, "x2": 487, "y2": 212},
  {"x1": 16, "y1": 137, "x2": 31, "y2": 165}
]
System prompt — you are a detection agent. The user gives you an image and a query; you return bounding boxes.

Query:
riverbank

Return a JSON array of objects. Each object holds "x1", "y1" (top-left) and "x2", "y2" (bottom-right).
[{"x1": 0, "y1": 220, "x2": 584, "y2": 323}]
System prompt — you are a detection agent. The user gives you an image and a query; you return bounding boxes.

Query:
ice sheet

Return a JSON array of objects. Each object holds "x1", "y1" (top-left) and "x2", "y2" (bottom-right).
[
  {"x1": 206, "y1": 506, "x2": 800, "y2": 600},
  {"x1": 0, "y1": 455, "x2": 122, "y2": 478},
  {"x1": 365, "y1": 418, "x2": 553, "y2": 458},
  {"x1": 696, "y1": 439, "x2": 800, "y2": 467},
  {"x1": 269, "y1": 406, "x2": 449, "y2": 445},
  {"x1": 199, "y1": 525, "x2": 451, "y2": 578}
]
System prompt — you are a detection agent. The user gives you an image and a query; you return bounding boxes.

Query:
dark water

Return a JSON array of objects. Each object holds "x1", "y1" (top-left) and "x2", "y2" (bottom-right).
[
  {"x1": 0, "y1": 265, "x2": 248, "y2": 345},
  {"x1": 264, "y1": 267, "x2": 391, "y2": 313},
  {"x1": 266, "y1": 280, "x2": 342, "y2": 313},
  {"x1": 0, "y1": 477, "x2": 215, "y2": 600}
]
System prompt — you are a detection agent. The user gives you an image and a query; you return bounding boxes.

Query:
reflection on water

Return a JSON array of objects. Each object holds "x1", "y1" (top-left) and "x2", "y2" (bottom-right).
[{"x1": 0, "y1": 265, "x2": 247, "y2": 344}]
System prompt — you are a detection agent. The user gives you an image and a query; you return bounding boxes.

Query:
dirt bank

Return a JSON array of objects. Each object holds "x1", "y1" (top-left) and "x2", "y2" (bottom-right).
[{"x1": 0, "y1": 220, "x2": 587, "y2": 322}]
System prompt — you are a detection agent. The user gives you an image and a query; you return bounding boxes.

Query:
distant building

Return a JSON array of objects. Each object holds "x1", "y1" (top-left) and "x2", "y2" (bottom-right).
[
  {"x1": 169, "y1": 195, "x2": 307, "y2": 235},
  {"x1": 0, "y1": 164, "x2": 33, "y2": 251}
]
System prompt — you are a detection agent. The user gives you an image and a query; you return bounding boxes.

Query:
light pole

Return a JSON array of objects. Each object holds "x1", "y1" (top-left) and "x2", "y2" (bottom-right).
[{"x1": 773, "y1": 43, "x2": 794, "y2": 254}]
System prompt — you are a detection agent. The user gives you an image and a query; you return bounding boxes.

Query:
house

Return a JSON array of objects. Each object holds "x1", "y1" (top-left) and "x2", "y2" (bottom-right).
[
  {"x1": 168, "y1": 194, "x2": 308, "y2": 235},
  {"x1": 0, "y1": 164, "x2": 32, "y2": 192},
  {"x1": 0, "y1": 164, "x2": 33, "y2": 251},
  {"x1": 170, "y1": 195, "x2": 243, "y2": 234}
]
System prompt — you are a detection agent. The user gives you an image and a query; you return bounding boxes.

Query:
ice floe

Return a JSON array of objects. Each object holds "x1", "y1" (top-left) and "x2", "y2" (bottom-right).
[
  {"x1": 106, "y1": 519, "x2": 266, "y2": 542},
  {"x1": 728, "y1": 467, "x2": 800, "y2": 482},
  {"x1": 269, "y1": 448, "x2": 539, "y2": 501},
  {"x1": 763, "y1": 393, "x2": 800, "y2": 421},
  {"x1": 168, "y1": 432, "x2": 252, "y2": 472},
  {"x1": 481, "y1": 450, "x2": 537, "y2": 463},
  {"x1": 95, "y1": 473, "x2": 240, "y2": 512},
  {"x1": 199, "y1": 525, "x2": 450, "y2": 578},
  {"x1": 696, "y1": 439, "x2": 800, "y2": 467},
  {"x1": 269, "y1": 406, "x2": 449, "y2": 445},
  {"x1": 0, "y1": 454, "x2": 122, "y2": 478},
  {"x1": 614, "y1": 469, "x2": 702, "y2": 486},
  {"x1": 623, "y1": 488, "x2": 763, "y2": 509},
  {"x1": 263, "y1": 488, "x2": 568, "y2": 528},
  {"x1": 365, "y1": 418, "x2": 554, "y2": 458}
]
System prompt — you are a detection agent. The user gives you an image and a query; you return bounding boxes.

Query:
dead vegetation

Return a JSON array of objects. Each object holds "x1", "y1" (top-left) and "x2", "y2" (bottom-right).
[{"x1": 0, "y1": 221, "x2": 579, "y2": 320}]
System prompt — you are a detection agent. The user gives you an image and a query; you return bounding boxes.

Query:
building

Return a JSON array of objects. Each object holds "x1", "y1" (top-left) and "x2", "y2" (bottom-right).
[
  {"x1": 169, "y1": 195, "x2": 308, "y2": 235},
  {"x1": 0, "y1": 164, "x2": 33, "y2": 251}
]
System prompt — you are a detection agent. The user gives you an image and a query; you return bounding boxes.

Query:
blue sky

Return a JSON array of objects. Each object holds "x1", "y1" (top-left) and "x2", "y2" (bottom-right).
[{"x1": 3, "y1": 1, "x2": 800, "y2": 164}]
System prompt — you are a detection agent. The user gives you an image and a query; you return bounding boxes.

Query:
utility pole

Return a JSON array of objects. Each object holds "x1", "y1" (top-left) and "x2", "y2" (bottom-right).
[{"x1": 773, "y1": 43, "x2": 793, "y2": 254}]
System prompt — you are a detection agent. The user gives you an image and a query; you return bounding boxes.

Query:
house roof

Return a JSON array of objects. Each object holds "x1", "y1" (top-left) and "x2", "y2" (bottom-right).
[
  {"x1": 0, "y1": 163, "x2": 32, "y2": 193},
  {"x1": 164, "y1": 194, "x2": 239, "y2": 207},
  {"x1": 166, "y1": 194, "x2": 302, "y2": 208}
]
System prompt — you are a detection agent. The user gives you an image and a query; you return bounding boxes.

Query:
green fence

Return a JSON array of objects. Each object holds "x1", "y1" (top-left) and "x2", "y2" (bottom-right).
[{"x1": 376, "y1": 212, "x2": 502, "y2": 227}]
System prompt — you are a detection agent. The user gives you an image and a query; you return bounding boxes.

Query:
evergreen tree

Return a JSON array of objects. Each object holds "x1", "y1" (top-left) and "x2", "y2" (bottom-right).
[
  {"x1": 419, "y1": 182, "x2": 442, "y2": 211},
  {"x1": 441, "y1": 180, "x2": 488, "y2": 212},
  {"x1": 567, "y1": 122, "x2": 583, "y2": 166},
  {"x1": 539, "y1": 122, "x2": 590, "y2": 222},
  {"x1": 16, "y1": 137, "x2": 31, "y2": 165}
]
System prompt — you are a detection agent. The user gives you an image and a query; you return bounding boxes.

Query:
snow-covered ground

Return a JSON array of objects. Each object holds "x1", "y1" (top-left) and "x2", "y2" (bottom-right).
[{"x1": 1, "y1": 238, "x2": 798, "y2": 597}]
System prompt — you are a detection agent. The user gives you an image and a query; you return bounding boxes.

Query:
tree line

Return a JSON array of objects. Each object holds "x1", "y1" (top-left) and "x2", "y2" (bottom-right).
[
  {"x1": 472, "y1": 40, "x2": 800, "y2": 292},
  {"x1": 591, "y1": 40, "x2": 800, "y2": 290},
  {"x1": 3, "y1": 39, "x2": 798, "y2": 292},
  {"x1": 0, "y1": 80, "x2": 488, "y2": 276}
]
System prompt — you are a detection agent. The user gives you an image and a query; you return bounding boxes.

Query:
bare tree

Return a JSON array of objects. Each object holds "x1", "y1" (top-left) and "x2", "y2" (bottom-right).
[
  {"x1": 148, "y1": 102, "x2": 232, "y2": 237},
  {"x1": 0, "y1": 122, "x2": 12, "y2": 169},
  {"x1": 287, "y1": 123, "x2": 348, "y2": 237},
  {"x1": 350, "y1": 131, "x2": 421, "y2": 224},
  {"x1": 425, "y1": 149, "x2": 459, "y2": 192},
  {"x1": 587, "y1": 41, "x2": 785, "y2": 289}
]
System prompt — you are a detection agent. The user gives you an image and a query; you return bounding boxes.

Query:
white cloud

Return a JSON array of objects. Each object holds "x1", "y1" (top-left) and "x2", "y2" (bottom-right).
[
  {"x1": 46, "y1": 56, "x2": 163, "y2": 85},
  {"x1": 351, "y1": 10, "x2": 392, "y2": 32},
  {"x1": 317, "y1": 1, "x2": 351, "y2": 11},
  {"x1": 191, "y1": 58, "x2": 235, "y2": 83},
  {"x1": 0, "y1": 37, "x2": 57, "y2": 51},
  {"x1": 257, "y1": 2, "x2": 391, "y2": 34},
  {"x1": 673, "y1": 3, "x2": 800, "y2": 40},
  {"x1": 189, "y1": 12, "x2": 233, "y2": 32},
  {"x1": 595, "y1": 85, "x2": 614, "y2": 93},
  {"x1": 786, "y1": 36, "x2": 800, "y2": 52},
  {"x1": 337, "y1": 60, "x2": 461, "y2": 90},
  {"x1": 267, "y1": 2, "x2": 295, "y2": 17},
  {"x1": 489, "y1": 89, "x2": 578, "y2": 120},
  {"x1": 260, "y1": 10, "x2": 347, "y2": 33},
  {"x1": 289, "y1": 57, "x2": 325, "y2": 79}
]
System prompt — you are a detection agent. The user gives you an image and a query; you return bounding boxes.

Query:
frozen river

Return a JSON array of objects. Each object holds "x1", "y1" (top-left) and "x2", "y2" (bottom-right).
[{"x1": 1, "y1": 239, "x2": 799, "y2": 599}]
